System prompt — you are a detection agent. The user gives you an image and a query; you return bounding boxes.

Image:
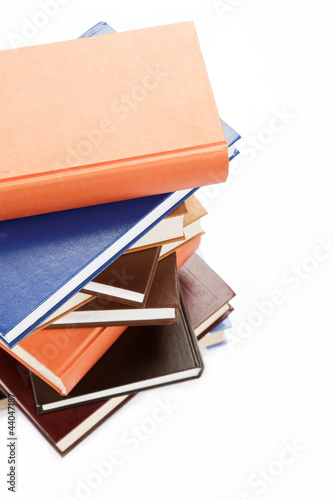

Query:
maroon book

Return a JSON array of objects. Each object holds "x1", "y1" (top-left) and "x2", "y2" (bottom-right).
[
  {"x1": 179, "y1": 253, "x2": 235, "y2": 337},
  {"x1": 0, "y1": 348, "x2": 134, "y2": 456}
]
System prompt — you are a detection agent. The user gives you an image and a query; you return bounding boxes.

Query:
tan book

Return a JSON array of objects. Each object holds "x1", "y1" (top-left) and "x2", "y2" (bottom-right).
[{"x1": 160, "y1": 196, "x2": 207, "y2": 258}]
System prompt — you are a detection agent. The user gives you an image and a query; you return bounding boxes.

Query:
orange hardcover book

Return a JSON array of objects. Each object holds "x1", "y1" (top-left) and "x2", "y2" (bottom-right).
[
  {"x1": 0, "y1": 326, "x2": 126, "y2": 395},
  {"x1": 176, "y1": 236, "x2": 201, "y2": 269},
  {"x1": 0, "y1": 22, "x2": 228, "y2": 221}
]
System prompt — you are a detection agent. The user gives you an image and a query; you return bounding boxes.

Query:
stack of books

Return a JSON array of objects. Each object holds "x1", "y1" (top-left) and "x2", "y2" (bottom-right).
[{"x1": 0, "y1": 21, "x2": 239, "y2": 455}]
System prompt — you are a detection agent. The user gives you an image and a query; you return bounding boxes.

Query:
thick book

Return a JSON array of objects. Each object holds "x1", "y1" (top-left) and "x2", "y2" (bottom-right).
[
  {"x1": 82, "y1": 246, "x2": 161, "y2": 306},
  {"x1": 0, "y1": 22, "x2": 228, "y2": 221},
  {"x1": 50, "y1": 254, "x2": 180, "y2": 328},
  {"x1": 179, "y1": 254, "x2": 235, "y2": 336},
  {"x1": 82, "y1": 22, "x2": 240, "y2": 162},
  {"x1": 0, "y1": 188, "x2": 194, "y2": 348},
  {"x1": 0, "y1": 349, "x2": 134, "y2": 456},
  {"x1": 30, "y1": 293, "x2": 203, "y2": 413},
  {"x1": 176, "y1": 236, "x2": 202, "y2": 269},
  {"x1": 81, "y1": 23, "x2": 241, "y2": 162}
]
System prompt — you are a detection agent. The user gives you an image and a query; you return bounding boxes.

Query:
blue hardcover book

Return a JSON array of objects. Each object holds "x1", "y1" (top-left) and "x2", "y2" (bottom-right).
[
  {"x1": 79, "y1": 21, "x2": 116, "y2": 37},
  {"x1": 81, "y1": 22, "x2": 241, "y2": 162},
  {"x1": 0, "y1": 189, "x2": 195, "y2": 348},
  {"x1": 216, "y1": 316, "x2": 232, "y2": 331}
]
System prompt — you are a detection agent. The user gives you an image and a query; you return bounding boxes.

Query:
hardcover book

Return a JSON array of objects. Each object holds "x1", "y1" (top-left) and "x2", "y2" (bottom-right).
[
  {"x1": 179, "y1": 254, "x2": 235, "y2": 336},
  {"x1": 50, "y1": 253, "x2": 180, "y2": 327},
  {"x1": 0, "y1": 349, "x2": 134, "y2": 456},
  {"x1": 30, "y1": 293, "x2": 203, "y2": 413},
  {"x1": 0, "y1": 188, "x2": 194, "y2": 348},
  {"x1": 221, "y1": 119, "x2": 241, "y2": 160},
  {"x1": 81, "y1": 23, "x2": 241, "y2": 162},
  {"x1": 160, "y1": 196, "x2": 206, "y2": 258},
  {"x1": 82, "y1": 246, "x2": 161, "y2": 306},
  {"x1": 0, "y1": 309, "x2": 216, "y2": 455},
  {"x1": 0, "y1": 22, "x2": 228, "y2": 220},
  {"x1": 0, "y1": 324, "x2": 127, "y2": 395}
]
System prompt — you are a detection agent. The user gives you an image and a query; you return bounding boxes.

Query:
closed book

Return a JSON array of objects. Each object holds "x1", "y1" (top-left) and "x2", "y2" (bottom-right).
[
  {"x1": 127, "y1": 202, "x2": 186, "y2": 251},
  {"x1": 179, "y1": 254, "x2": 235, "y2": 336},
  {"x1": 50, "y1": 253, "x2": 180, "y2": 328},
  {"x1": 30, "y1": 292, "x2": 203, "y2": 413},
  {"x1": 0, "y1": 188, "x2": 194, "y2": 348},
  {"x1": 176, "y1": 236, "x2": 202, "y2": 269},
  {"x1": 0, "y1": 349, "x2": 134, "y2": 456},
  {"x1": 160, "y1": 196, "x2": 206, "y2": 258},
  {"x1": 221, "y1": 119, "x2": 241, "y2": 160},
  {"x1": 82, "y1": 246, "x2": 161, "y2": 307},
  {"x1": 0, "y1": 324, "x2": 126, "y2": 395},
  {"x1": 0, "y1": 22, "x2": 228, "y2": 221},
  {"x1": 81, "y1": 23, "x2": 240, "y2": 162},
  {"x1": 161, "y1": 231, "x2": 204, "y2": 261}
]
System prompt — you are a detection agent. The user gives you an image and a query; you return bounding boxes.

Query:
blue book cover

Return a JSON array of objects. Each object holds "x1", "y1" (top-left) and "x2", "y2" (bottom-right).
[
  {"x1": 221, "y1": 119, "x2": 241, "y2": 160},
  {"x1": 0, "y1": 189, "x2": 195, "y2": 348},
  {"x1": 211, "y1": 317, "x2": 232, "y2": 332},
  {"x1": 206, "y1": 317, "x2": 232, "y2": 349}
]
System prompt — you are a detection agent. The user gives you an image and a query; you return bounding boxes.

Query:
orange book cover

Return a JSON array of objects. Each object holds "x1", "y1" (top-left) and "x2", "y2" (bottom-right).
[
  {"x1": 176, "y1": 236, "x2": 201, "y2": 269},
  {"x1": 0, "y1": 326, "x2": 126, "y2": 395},
  {"x1": 0, "y1": 22, "x2": 228, "y2": 221}
]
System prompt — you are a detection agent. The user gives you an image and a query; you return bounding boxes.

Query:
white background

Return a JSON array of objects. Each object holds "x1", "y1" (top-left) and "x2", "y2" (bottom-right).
[{"x1": 0, "y1": 1, "x2": 332, "y2": 499}]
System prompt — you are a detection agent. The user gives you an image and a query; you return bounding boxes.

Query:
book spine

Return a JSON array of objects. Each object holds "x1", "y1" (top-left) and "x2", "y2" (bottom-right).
[{"x1": 0, "y1": 144, "x2": 228, "y2": 221}]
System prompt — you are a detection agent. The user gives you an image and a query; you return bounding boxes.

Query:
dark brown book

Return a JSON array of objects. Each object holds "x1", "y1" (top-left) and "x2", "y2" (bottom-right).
[
  {"x1": 30, "y1": 292, "x2": 203, "y2": 414},
  {"x1": 179, "y1": 254, "x2": 235, "y2": 336},
  {"x1": 81, "y1": 246, "x2": 161, "y2": 307},
  {"x1": 50, "y1": 253, "x2": 180, "y2": 328},
  {"x1": 0, "y1": 349, "x2": 134, "y2": 455}
]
